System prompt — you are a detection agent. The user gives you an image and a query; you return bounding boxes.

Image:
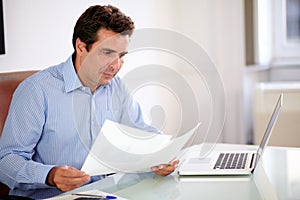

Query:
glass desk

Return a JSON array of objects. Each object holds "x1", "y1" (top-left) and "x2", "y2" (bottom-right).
[{"x1": 60, "y1": 143, "x2": 300, "y2": 200}]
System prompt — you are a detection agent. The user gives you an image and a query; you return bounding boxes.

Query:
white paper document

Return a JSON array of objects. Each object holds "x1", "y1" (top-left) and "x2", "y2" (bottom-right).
[
  {"x1": 45, "y1": 189, "x2": 128, "y2": 200},
  {"x1": 81, "y1": 120, "x2": 200, "y2": 175}
]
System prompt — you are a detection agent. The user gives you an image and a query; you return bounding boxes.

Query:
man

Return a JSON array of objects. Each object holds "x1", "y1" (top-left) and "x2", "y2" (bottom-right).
[{"x1": 0, "y1": 5, "x2": 178, "y2": 199}]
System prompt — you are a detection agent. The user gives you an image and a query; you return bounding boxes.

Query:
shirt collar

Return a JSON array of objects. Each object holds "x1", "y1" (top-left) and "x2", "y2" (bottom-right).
[
  {"x1": 62, "y1": 56, "x2": 82, "y2": 93},
  {"x1": 62, "y1": 55, "x2": 116, "y2": 93}
]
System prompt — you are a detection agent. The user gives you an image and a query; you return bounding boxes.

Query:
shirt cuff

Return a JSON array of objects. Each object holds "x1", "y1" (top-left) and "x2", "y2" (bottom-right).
[{"x1": 34, "y1": 164, "x2": 56, "y2": 188}]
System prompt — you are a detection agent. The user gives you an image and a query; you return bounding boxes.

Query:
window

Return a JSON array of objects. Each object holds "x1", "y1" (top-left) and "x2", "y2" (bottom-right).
[
  {"x1": 286, "y1": 0, "x2": 300, "y2": 42},
  {"x1": 247, "y1": 0, "x2": 300, "y2": 66}
]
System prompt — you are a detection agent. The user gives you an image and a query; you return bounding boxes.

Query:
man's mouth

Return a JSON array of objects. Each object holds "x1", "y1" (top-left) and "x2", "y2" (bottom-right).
[{"x1": 102, "y1": 72, "x2": 114, "y2": 78}]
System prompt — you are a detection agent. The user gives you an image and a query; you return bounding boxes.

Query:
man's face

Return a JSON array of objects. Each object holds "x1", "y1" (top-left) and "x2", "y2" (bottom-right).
[{"x1": 78, "y1": 28, "x2": 129, "y2": 88}]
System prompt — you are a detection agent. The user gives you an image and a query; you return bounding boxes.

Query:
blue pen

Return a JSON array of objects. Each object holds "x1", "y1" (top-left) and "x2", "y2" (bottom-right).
[
  {"x1": 72, "y1": 193, "x2": 117, "y2": 199},
  {"x1": 105, "y1": 195, "x2": 117, "y2": 199}
]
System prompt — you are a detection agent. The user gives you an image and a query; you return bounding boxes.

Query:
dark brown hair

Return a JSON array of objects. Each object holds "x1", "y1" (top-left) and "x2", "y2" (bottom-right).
[{"x1": 72, "y1": 5, "x2": 135, "y2": 52}]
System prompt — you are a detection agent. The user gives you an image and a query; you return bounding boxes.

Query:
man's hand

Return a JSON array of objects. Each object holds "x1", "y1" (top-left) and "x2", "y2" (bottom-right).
[
  {"x1": 46, "y1": 165, "x2": 90, "y2": 192},
  {"x1": 151, "y1": 159, "x2": 179, "y2": 176}
]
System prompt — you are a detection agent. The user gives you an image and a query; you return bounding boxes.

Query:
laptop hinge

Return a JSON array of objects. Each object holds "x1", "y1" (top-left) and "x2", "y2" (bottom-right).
[{"x1": 250, "y1": 153, "x2": 256, "y2": 172}]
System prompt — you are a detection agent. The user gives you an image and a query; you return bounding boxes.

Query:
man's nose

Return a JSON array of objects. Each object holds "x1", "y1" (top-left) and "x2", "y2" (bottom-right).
[{"x1": 108, "y1": 57, "x2": 121, "y2": 70}]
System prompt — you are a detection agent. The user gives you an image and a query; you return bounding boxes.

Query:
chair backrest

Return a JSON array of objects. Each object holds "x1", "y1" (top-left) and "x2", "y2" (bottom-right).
[
  {"x1": 0, "y1": 71, "x2": 38, "y2": 137},
  {"x1": 0, "y1": 70, "x2": 38, "y2": 195}
]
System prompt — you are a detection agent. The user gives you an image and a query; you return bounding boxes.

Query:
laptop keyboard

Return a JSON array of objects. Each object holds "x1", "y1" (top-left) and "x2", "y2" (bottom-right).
[{"x1": 213, "y1": 153, "x2": 248, "y2": 170}]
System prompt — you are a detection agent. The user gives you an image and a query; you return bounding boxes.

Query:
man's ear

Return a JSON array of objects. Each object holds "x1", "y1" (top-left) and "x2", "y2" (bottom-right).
[{"x1": 76, "y1": 38, "x2": 87, "y2": 55}]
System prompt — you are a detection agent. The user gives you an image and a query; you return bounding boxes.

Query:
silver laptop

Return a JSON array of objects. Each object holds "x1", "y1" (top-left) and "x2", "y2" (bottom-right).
[{"x1": 178, "y1": 93, "x2": 283, "y2": 176}]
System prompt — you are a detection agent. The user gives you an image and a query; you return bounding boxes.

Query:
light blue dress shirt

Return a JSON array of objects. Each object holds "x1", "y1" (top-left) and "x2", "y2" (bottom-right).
[{"x1": 0, "y1": 56, "x2": 156, "y2": 199}]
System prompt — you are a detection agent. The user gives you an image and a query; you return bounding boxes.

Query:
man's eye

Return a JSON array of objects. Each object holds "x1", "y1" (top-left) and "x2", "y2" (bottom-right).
[
  {"x1": 119, "y1": 52, "x2": 127, "y2": 58},
  {"x1": 102, "y1": 50, "x2": 113, "y2": 55}
]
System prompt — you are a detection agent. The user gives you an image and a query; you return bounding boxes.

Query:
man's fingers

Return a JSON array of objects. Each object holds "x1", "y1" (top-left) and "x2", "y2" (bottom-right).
[
  {"x1": 57, "y1": 166, "x2": 87, "y2": 178},
  {"x1": 151, "y1": 160, "x2": 180, "y2": 176},
  {"x1": 169, "y1": 159, "x2": 179, "y2": 166},
  {"x1": 54, "y1": 175, "x2": 90, "y2": 192},
  {"x1": 50, "y1": 165, "x2": 91, "y2": 192},
  {"x1": 152, "y1": 166, "x2": 174, "y2": 176},
  {"x1": 55, "y1": 176, "x2": 90, "y2": 192},
  {"x1": 54, "y1": 174, "x2": 90, "y2": 186}
]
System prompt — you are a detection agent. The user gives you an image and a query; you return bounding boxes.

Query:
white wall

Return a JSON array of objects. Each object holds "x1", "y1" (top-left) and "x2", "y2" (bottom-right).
[
  {"x1": 0, "y1": 0, "x2": 169, "y2": 71},
  {"x1": 173, "y1": 0, "x2": 245, "y2": 143},
  {"x1": 0, "y1": 0, "x2": 246, "y2": 144},
  {"x1": 254, "y1": 83, "x2": 300, "y2": 147}
]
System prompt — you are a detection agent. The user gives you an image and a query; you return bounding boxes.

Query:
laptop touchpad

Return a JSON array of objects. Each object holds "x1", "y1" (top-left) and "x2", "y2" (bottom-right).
[{"x1": 188, "y1": 157, "x2": 211, "y2": 164}]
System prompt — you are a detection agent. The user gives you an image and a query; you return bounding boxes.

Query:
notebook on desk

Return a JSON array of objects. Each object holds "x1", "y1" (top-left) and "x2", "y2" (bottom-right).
[{"x1": 178, "y1": 93, "x2": 283, "y2": 176}]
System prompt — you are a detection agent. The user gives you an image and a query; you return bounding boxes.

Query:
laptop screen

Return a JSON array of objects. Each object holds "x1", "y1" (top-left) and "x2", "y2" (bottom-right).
[{"x1": 254, "y1": 93, "x2": 283, "y2": 168}]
